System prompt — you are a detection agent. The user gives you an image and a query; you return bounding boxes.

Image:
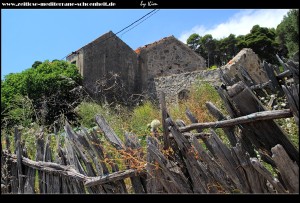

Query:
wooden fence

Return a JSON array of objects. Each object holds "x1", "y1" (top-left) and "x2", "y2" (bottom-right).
[{"x1": 1, "y1": 57, "x2": 299, "y2": 194}]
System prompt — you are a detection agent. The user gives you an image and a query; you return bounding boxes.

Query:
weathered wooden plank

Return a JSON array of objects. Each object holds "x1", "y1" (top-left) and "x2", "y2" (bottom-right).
[
  {"x1": 286, "y1": 60, "x2": 299, "y2": 83},
  {"x1": 167, "y1": 117, "x2": 215, "y2": 193},
  {"x1": 65, "y1": 125, "x2": 97, "y2": 177},
  {"x1": 95, "y1": 115, "x2": 125, "y2": 150},
  {"x1": 276, "y1": 70, "x2": 292, "y2": 79},
  {"x1": 92, "y1": 117, "x2": 130, "y2": 193},
  {"x1": 282, "y1": 84, "x2": 299, "y2": 126},
  {"x1": 216, "y1": 87, "x2": 239, "y2": 118},
  {"x1": 226, "y1": 81, "x2": 299, "y2": 165},
  {"x1": 147, "y1": 141, "x2": 193, "y2": 193},
  {"x1": 231, "y1": 143, "x2": 268, "y2": 193},
  {"x1": 206, "y1": 102, "x2": 237, "y2": 147},
  {"x1": 84, "y1": 169, "x2": 145, "y2": 187},
  {"x1": 5, "y1": 133, "x2": 11, "y2": 153},
  {"x1": 250, "y1": 158, "x2": 287, "y2": 193},
  {"x1": 64, "y1": 139, "x2": 86, "y2": 175},
  {"x1": 80, "y1": 127, "x2": 105, "y2": 176},
  {"x1": 61, "y1": 176, "x2": 70, "y2": 193},
  {"x1": 263, "y1": 61, "x2": 282, "y2": 94},
  {"x1": 206, "y1": 129, "x2": 245, "y2": 192},
  {"x1": 43, "y1": 135, "x2": 52, "y2": 193},
  {"x1": 180, "y1": 109, "x2": 292, "y2": 132},
  {"x1": 10, "y1": 161, "x2": 18, "y2": 193},
  {"x1": 250, "y1": 80, "x2": 272, "y2": 91},
  {"x1": 35, "y1": 130, "x2": 44, "y2": 194},
  {"x1": 15, "y1": 128, "x2": 24, "y2": 194},
  {"x1": 191, "y1": 136, "x2": 236, "y2": 193},
  {"x1": 185, "y1": 108, "x2": 215, "y2": 156},
  {"x1": 271, "y1": 145, "x2": 299, "y2": 193},
  {"x1": 4, "y1": 153, "x2": 86, "y2": 181},
  {"x1": 160, "y1": 92, "x2": 170, "y2": 150},
  {"x1": 124, "y1": 132, "x2": 146, "y2": 194},
  {"x1": 146, "y1": 136, "x2": 166, "y2": 193},
  {"x1": 23, "y1": 166, "x2": 35, "y2": 194},
  {"x1": 85, "y1": 129, "x2": 114, "y2": 193},
  {"x1": 276, "y1": 54, "x2": 289, "y2": 72},
  {"x1": 1, "y1": 150, "x2": 9, "y2": 193}
]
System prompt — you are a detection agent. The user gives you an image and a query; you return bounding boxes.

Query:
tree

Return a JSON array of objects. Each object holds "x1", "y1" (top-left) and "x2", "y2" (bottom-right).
[
  {"x1": 31, "y1": 61, "x2": 42, "y2": 69},
  {"x1": 200, "y1": 34, "x2": 217, "y2": 68},
  {"x1": 276, "y1": 9, "x2": 299, "y2": 58},
  {"x1": 244, "y1": 25, "x2": 279, "y2": 64},
  {"x1": 1, "y1": 60, "x2": 84, "y2": 129},
  {"x1": 187, "y1": 33, "x2": 201, "y2": 53}
]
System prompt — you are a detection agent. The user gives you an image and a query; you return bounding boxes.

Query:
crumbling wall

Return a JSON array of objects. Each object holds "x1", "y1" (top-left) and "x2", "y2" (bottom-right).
[
  {"x1": 138, "y1": 36, "x2": 206, "y2": 99},
  {"x1": 221, "y1": 48, "x2": 269, "y2": 84},
  {"x1": 154, "y1": 69, "x2": 221, "y2": 104}
]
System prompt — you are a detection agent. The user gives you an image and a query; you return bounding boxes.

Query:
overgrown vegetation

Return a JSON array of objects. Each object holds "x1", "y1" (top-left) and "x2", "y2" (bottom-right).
[
  {"x1": 187, "y1": 9, "x2": 299, "y2": 67},
  {"x1": 1, "y1": 60, "x2": 83, "y2": 130}
]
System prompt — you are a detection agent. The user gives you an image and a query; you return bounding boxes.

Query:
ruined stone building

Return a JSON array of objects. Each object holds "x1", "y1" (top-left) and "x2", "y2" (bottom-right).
[{"x1": 67, "y1": 31, "x2": 206, "y2": 104}]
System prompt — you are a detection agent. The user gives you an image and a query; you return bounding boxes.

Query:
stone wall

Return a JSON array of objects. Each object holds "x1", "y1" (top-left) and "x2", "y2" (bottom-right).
[
  {"x1": 137, "y1": 36, "x2": 206, "y2": 99},
  {"x1": 221, "y1": 48, "x2": 269, "y2": 84},
  {"x1": 154, "y1": 69, "x2": 221, "y2": 104},
  {"x1": 67, "y1": 31, "x2": 139, "y2": 101}
]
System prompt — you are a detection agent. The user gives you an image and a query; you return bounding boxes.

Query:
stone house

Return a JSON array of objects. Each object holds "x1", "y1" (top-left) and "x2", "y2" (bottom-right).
[
  {"x1": 136, "y1": 35, "x2": 206, "y2": 99},
  {"x1": 67, "y1": 31, "x2": 206, "y2": 103},
  {"x1": 66, "y1": 31, "x2": 139, "y2": 103}
]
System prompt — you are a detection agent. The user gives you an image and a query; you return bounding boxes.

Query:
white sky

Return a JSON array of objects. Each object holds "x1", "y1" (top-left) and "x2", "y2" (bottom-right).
[{"x1": 179, "y1": 9, "x2": 289, "y2": 42}]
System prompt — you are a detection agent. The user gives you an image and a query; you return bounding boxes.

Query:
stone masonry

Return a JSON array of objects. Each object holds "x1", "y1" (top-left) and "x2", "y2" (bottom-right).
[
  {"x1": 67, "y1": 32, "x2": 206, "y2": 103},
  {"x1": 67, "y1": 31, "x2": 268, "y2": 105},
  {"x1": 154, "y1": 69, "x2": 221, "y2": 104},
  {"x1": 221, "y1": 48, "x2": 269, "y2": 84}
]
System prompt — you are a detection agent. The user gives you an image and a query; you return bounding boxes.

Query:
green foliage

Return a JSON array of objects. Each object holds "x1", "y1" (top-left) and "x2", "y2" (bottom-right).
[
  {"x1": 128, "y1": 101, "x2": 160, "y2": 137},
  {"x1": 31, "y1": 61, "x2": 42, "y2": 69},
  {"x1": 186, "y1": 10, "x2": 299, "y2": 66},
  {"x1": 244, "y1": 25, "x2": 279, "y2": 64},
  {"x1": 187, "y1": 33, "x2": 201, "y2": 52},
  {"x1": 208, "y1": 65, "x2": 218, "y2": 70},
  {"x1": 1, "y1": 60, "x2": 83, "y2": 129},
  {"x1": 75, "y1": 102, "x2": 116, "y2": 128},
  {"x1": 75, "y1": 101, "x2": 125, "y2": 139},
  {"x1": 276, "y1": 9, "x2": 299, "y2": 58},
  {"x1": 1, "y1": 95, "x2": 35, "y2": 128}
]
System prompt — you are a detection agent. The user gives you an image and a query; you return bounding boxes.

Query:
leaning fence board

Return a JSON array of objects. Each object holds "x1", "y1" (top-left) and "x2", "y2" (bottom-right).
[
  {"x1": 124, "y1": 132, "x2": 146, "y2": 193},
  {"x1": 207, "y1": 130, "x2": 245, "y2": 192},
  {"x1": 282, "y1": 84, "x2": 299, "y2": 126},
  {"x1": 15, "y1": 128, "x2": 24, "y2": 194},
  {"x1": 35, "y1": 131, "x2": 44, "y2": 194},
  {"x1": 226, "y1": 81, "x2": 299, "y2": 165},
  {"x1": 185, "y1": 108, "x2": 215, "y2": 156},
  {"x1": 95, "y1": 115, "x2": 124, "y2": 150},
  {"x1": 206, "y1": 101, "x2": 237, "y2": 147},
  {"x1": 146, "y1": 136, "x2": 165, "y2": 193},
  {"x1": 167, "y1": 117, "x2": 215, "y2": 193},
  {"x1": 191, "y1": 136, "x2": 236, "y2": 193},
  {"x1": 271, "y1": 145, "x2": 299, "y2": 193},
  {"x1": 231, "y1": 143, "x2": 268, "y2": 193},
  {"x1": 147, "y1": 140, "x2": 192, "y2": 193},
  {"x1": 263, "y1": 61, "x2": 282, "y2": 94},
  {"x1": 160, "y1": 92, "x2": 171, "y2": 150},
  {"x1": 250, "y1": 158, "x2": 287, "y2": 193},
  {"x1": 23, "y1": 164, "x2": 35, "y2": 193}
]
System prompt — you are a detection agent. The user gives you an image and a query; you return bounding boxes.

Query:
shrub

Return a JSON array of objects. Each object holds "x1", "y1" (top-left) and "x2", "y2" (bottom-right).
[{"x1": 1, "y1": 60, "x2": 83, "y2": 129}]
